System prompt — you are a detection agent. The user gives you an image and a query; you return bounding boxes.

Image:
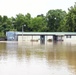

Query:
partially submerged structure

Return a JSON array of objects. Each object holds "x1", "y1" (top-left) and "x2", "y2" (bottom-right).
[{"x1": 6, "y1": 31, "x2": 76, "y2": 44}]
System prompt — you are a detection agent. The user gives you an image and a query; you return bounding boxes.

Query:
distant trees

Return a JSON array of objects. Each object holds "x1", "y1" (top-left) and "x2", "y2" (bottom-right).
[{"x1": 0, "y1": 2, "x2": 76, "y2": 37}]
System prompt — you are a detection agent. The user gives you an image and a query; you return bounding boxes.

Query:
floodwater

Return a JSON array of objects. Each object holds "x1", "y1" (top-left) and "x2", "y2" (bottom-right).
[{"x1": 0, "y1": 41, "x2": 76, "y2": 75}]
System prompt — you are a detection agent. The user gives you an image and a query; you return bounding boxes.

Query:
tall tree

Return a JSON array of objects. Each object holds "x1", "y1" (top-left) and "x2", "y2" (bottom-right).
[
  {"x1": 46, "y1": 9, "x2": 66, "y2": 32},
  {"x1": 65, "y1": 2, "x2": 76, "y2": 32},
  {"x1": 24, "y1": 13, "x2": 32, "y2": 32},
  {"x1": 1, "y1": 16, "x2": 10, "y2": 36},
  {"x1": 15, "y1": 13, "x2": 25, "y2": 31},
  {"x1": 30, "y1": 15, "x2": 47, "y2": 32}
]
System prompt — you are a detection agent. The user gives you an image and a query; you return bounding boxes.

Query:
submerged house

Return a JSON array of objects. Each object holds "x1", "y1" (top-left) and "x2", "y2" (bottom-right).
[{"x1": 6, "y1": 31, "x2": 76, "y2": 43}]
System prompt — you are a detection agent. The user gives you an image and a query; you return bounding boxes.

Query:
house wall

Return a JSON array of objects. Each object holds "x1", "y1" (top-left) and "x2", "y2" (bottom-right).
[
  {"x1": 18, "y1": 35, "x2": 40, "y2": 44},
  {"x1": 47, "y1": 36, "x2": 53, "y2": 40},
  {"x1": 32, "y1": 36, "x2": 40, "y2": 40},
  {"x1": 57, "y1": 36, "x2": 64, "y2": 41},
  {"x1": 18, "y1": 35, "x2": 76, "y2": 44},
  {"x1": 18, "y1": 36, "x2": 53, "y2": 41},
  {"x1": 18, "y1": 35, "x2": 54, "y2": 44},
  {"x1": 18, "y1": 35, "x2": 76, "y2": 42},
  {"x1": 63, "y1": 36, "x2": 76, "y2": 42},
  {"x1": 18, "y1": 36, "x2": 32, "y2": 41}
]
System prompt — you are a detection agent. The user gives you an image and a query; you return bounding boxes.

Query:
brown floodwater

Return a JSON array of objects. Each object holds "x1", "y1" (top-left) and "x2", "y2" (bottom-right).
[{"x1": 0, "y1": 41, "x2": 76, "y2": 75}]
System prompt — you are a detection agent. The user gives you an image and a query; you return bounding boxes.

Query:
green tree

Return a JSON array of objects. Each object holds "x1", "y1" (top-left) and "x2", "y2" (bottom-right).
[
  {"x1": 46, "y1": 9, "x2": 66, "y2": 32},
  {"x1": 0, "y1": 16, "x2": 10, "y2": 36},
  {"x1": 65, "y1": 2, "x2": 76, "y2": 32},
  {"x1": 15, "y1": 13, "x2": 25, "y2": 31},
  {"x1": 15, "y1": 13, "x2": 32, "y2": 32},
  {"x1": 30, "y1": 15, "x2": 47, "y2": 32},
  {"x1": 24, "y1": 13, "x2": 32, "y2": 32}
]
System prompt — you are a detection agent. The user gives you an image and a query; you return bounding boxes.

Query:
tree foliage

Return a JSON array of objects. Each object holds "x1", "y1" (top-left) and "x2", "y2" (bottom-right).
[
  {"x1": 46, "y1": 9, "x2": 66, "y2": 32},
  {"x1": 29, "y1": 15, "x2": 48, "y2": 32},
  {"x1": 0, "y1": 2, "x2": 76, "y2": 37},
  {"x1": 65, "y1": 2, "x2": 76, "y2": 32}
]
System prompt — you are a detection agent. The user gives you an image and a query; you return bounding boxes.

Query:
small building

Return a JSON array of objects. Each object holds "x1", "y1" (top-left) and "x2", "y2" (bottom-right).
[
  {"x1": 6, "y1": 31, "x2": 76, "y2": 44},
  {"x1": 6, "y1": 31, "x2": 18, "y2": 41}
]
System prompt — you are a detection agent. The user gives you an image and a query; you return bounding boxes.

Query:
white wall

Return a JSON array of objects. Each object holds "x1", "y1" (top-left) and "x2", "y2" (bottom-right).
[
  {"x1": 18, "y1": 36, "x2": 32, "y2": 41},
  {"x1": 63, "y1": 36, "x2": 76, "y2": 42},
  {"x1": 32, "y1": 36, "x2": 40, "y2": 40},
  {"x1": 18, "y1": 35, "x2": 54, "y2": 44},
  {"x1": 18, "y1": 35, "x2": 40, "y2": 44},
  {"x1": 18, "y1": 35, "x2": 76, "y2": 42},
  {"x1": 47, "y1": 36, "x2": 53, "y2": 40},
  {"x1": 45, "y1": 36, "x2": 53, "y2": 44},
  {"x1": 18, "y1": 35, "x2": 53, "y2": 41},
  {"x1": 18, "y1": 35, "x2": 76, "y2": 45}
]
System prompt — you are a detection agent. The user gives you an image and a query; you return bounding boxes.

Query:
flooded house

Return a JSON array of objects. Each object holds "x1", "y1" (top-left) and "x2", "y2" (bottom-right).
[{"x1": 6, "y1": 31, "x2": 76, "y2": 44}]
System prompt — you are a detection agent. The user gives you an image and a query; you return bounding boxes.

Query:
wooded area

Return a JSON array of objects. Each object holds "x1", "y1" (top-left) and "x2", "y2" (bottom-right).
[{"x1": 0, "y1": 3, "x2": 76, "y2": 37}]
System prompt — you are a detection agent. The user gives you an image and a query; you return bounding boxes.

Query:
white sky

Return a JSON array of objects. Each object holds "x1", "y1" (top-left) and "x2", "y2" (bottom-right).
[{"x1": 0, "y1": 0, "x2": 76, "y2": 17}]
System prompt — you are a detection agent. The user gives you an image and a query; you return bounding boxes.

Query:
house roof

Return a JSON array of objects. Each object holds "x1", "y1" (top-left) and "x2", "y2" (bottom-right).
[
  {"x1": 6, "y1": 31, "x2": 76, "y2": 36},
  {"x1": 15, "y1": 32, "x2": 76, "y2": 36}
]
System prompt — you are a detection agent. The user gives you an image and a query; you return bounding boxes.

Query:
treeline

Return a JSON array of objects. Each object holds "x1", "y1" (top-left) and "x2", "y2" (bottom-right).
[{"x1": 0, "y1": 3, "x2": 76, "y2": 37}]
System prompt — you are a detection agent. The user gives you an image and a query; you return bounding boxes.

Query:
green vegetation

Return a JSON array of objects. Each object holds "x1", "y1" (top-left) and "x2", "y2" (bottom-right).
[{"x1": 0, "y1": 3, "x2": 76, "y2": 37}]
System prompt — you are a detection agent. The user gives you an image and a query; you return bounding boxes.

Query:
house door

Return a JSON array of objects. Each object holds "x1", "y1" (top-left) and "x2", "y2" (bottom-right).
[
  {"x1": 53, "y1": 35, "x2": 58, "y2": 41},
  {"x1": 40, "y1": 35, "x2": 45, "y2": 44}
]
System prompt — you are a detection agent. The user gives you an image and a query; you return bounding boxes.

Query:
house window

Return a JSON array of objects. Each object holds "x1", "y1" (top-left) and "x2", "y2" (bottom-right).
[{"x1": 66, "y1": 35, "x2": 71, "y2": 38}]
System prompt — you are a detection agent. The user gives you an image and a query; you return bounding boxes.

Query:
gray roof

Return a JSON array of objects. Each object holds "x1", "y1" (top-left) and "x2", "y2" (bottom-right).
[{"x1": 16, "y1": 32, "x2": 76, "y2": 36}]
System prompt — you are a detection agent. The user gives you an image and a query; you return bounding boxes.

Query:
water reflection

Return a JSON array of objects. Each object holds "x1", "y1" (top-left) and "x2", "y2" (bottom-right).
[{"x1": 0, "y1": 41, "x2": 76, "y2": 75}]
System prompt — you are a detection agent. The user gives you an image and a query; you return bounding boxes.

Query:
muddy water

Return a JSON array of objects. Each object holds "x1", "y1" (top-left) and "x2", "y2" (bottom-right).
[{"x1": 0, "y1": 41, "x2": 76, "y2": 75}]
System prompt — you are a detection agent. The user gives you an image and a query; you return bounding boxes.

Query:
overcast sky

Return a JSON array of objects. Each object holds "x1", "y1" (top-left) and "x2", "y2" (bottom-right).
[{"x1": 0, "y1": 0, "x2": 76, "y2": 17}]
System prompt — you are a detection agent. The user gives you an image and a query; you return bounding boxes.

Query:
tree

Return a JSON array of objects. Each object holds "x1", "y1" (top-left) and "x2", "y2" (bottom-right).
[
  {"x1": 46, "y1": 9, "x2": 66, "y2": 32},
  {"x1": 0, "y1": 16, "x2": 10, "y2": 36},
  {"x1": 15, "y1": 13, "x2": 25, "y2": 31},
  {"x1": 65, "y1": 2, "x2": 76, "y2": 32},
  {"x1": 24, "y1": 13, "x2": 32, "y2": 32},
  {"x1": 30, "y1": 15, "x2": 47, "y2": 32}
]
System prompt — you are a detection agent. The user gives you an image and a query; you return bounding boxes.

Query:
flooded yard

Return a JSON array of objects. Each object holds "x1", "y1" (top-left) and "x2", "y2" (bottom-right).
[{"x1": 0, "y1": 41, "x2": 76, "y2": 75}]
